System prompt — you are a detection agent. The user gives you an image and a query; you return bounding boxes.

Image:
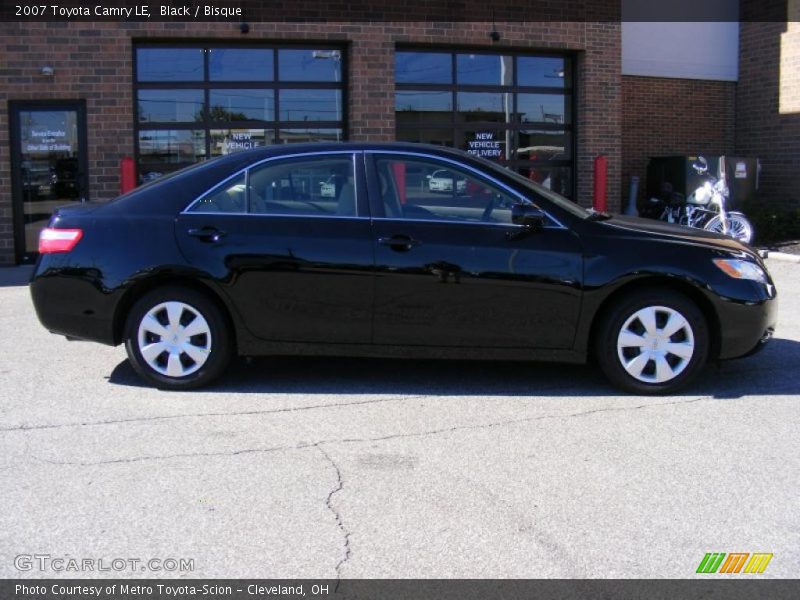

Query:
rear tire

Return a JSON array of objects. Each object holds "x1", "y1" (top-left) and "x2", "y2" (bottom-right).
[
  {"x1": 124, "y1": 286, "x2": 232, "y2": 390},
  {"x1": 595, "y1": 290, "x2": 709, "y2": 395}
]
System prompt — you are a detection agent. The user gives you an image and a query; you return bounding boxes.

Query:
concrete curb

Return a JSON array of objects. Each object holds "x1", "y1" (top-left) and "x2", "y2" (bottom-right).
[{"x1": 761, "y1": 250, "x2": 800, "y2": 264}]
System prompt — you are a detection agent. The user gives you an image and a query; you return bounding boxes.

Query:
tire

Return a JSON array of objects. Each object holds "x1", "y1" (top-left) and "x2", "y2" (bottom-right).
[
  {"x1": 595, "y1": 290, "x2": 709, "y2": 395},
  {"x1": 124, "y1": 286, "x2": 232, "y2": 390},
  {"x1": 704, "y1": 212, "x2": 754, "y2": 244}
]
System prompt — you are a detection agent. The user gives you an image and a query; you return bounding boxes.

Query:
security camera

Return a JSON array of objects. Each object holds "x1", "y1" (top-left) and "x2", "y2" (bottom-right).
[
  {"x1": 240, "y1": 22, "x2": 250, "y2": 34},
  {"x1": 489, "y1": 30, "x2": 500, "y2": 42}
]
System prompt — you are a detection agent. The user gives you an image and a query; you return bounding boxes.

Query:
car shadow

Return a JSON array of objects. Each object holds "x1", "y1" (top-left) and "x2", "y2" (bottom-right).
[{"x1": 107, "y1": 337, "x2": 800, "y2": 399}]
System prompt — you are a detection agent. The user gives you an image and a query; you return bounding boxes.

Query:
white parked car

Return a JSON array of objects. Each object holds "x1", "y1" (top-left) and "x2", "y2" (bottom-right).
[{"x1": 427, "y1": 169, "x2": 466, "y2": 194}]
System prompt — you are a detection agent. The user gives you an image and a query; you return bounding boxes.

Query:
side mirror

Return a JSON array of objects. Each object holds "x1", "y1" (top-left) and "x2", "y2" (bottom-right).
[{"x1": 511, "y1": 204, "x2": 546, "y2": 228}]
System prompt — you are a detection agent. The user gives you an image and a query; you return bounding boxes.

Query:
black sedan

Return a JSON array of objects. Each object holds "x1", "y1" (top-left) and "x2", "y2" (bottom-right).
[{"x1": 30, "y1": 143, "x2": 777, "y2": 394}]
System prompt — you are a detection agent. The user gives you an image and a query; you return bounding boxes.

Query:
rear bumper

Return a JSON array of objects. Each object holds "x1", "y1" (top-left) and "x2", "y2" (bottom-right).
[{"x1": 30, "y1": 272, "x2": 117, "y2": 346}]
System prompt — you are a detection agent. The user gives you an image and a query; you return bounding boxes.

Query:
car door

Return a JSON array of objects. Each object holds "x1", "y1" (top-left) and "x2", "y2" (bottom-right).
[
  {"x1": 366, "y1": 151, "x2": 583, "y2": 349},
  {"x1": 175, "y1": 151, "x2": 374, "y2": 344}
]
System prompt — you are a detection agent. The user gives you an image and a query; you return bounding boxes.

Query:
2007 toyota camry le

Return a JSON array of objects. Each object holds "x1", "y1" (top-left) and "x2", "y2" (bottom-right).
[{"x1": 30, "y1": 143, "x2": 777, "y2": 394}]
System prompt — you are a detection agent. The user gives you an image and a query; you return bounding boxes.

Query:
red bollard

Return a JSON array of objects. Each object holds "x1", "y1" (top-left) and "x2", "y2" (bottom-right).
[
  {"x1": 390, "y1": 161, "x2": 407, "y2": 204},
  {"x1": 593, "y1": 155, "x2": 608, "y2": 212},
  {"x1": 120, "y1": 156, "x2": 136, "y2": 195}
]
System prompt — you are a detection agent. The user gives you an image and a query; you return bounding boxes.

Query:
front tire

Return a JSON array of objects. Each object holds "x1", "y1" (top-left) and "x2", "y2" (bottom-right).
[
  {"x1": 596, "y1": 290, "x2": 709, "y2": 395},
  {"x1": 704, "y1": 212, "x2": 754, "y2": 244},
  {"x1": 124, "y1": 286, "x2": 232, "y2": 390}
]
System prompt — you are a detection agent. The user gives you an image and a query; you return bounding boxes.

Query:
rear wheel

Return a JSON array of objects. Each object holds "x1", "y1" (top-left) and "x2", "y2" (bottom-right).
[
  {"x1": 704, "y1": 212, "x2": 754, "y2": 244},
  {"x1": 596, "y1": 290, "x2": 709, "y2": 394},
  {"x1": 124, "y1": 286, "x2": 232, "y2": 390}
]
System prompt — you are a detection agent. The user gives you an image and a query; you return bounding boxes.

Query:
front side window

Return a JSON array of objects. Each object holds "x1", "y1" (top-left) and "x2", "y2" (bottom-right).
[
  {"x1": 374, "y1": 156, "x2": 519, "y2": 224},
  {"x1": 248, "y1": 156, "x2": 356, "y2": 217}
]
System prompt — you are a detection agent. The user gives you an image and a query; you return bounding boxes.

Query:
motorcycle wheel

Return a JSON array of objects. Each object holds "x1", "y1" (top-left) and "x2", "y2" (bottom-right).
[{"x1": 704, "y1": 212, "x2": 754, "y2": 244}]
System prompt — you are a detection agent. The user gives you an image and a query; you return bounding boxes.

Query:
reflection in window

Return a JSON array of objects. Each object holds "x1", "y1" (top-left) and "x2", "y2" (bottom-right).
[
  {"x1": 210, "y1": 129, "x2": 272, "y2": 156},
  {"x1": 135, "y1": 45, "x2": 346, "y2": 183},
  {"x1": 280, "y1": 89, "x2": 341, "y2": 121},
  {"x1": 395, "y1": 91, "x2": 452, "y2": 113},
  {"x1": 516, "y1": 129, "x2": 569, "y2": 161},
  {"x1": 456, "y1": 54, "x2": 513, "y2": 85},
  {"x1": 396, "y1": 51, "x2": 452, "y2": 84},
  {"x1": 517, "y1": 57, "x2": 569, "y2": 87},
  {"x1": 209, "y1": 49, "x2": 273, "y2": 81},
  {"x1": 138, "y1": 90, "x2": 204, "y2": 123},
  {"x1": 279, "y1": 49, "x2": 341, "y2": 82},
  {"x1": 248, "y1": 157, "x2": 355, "y2": 216},
  {"x1": 396, "y1": 127, "x2": 454, "y2": 147},
  {"x1": 517, "y1": 166, "x2": 571, "y2": 197},
  {"x1": 278, "y1": 128, "x2": 343, "y2": 143},
  {"x1": 375, "y1": 156, "x2": 516, "y2": 224},
  {"x1": 517, "y1": 94, "x2": 569, "y2": 125},
  {"x1": 395, "y1": 50, "x2": 573, "y2": 199},
  {"x1": 457, "y1": 93, "x2": 513, "y2": 123},
  {"x1": 208, "y1": 90, "x2": 274, "y2": 121},
  {"x1": 137, "y1": 48, "x2": 204, "y2": 81},
  {"x1": 138, "y1": 130, "x2": 206, "y2": 164},
  {"x1": 188, "y1": 173, "x2": 247, "y2": 213}
]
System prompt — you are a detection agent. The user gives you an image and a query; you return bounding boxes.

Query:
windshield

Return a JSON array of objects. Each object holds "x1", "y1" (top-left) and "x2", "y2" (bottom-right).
[{"x1": 469, "y1": 154, "x2": 593, "y2": 220}]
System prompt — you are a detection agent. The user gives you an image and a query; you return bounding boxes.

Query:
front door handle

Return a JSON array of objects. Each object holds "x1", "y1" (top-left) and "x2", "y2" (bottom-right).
[
  {"x1": 188, "y1": 227, "x2": 227, "y2": 243},
  {"x1": 378, "y1": 235, "x2": 422, "y2": 251}
]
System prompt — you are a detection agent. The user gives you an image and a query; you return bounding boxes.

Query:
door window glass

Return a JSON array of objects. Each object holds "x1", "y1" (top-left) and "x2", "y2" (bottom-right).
[
  {"x1": 187, "y1": 173, "x2": 246, "y2": 213},
  {"x1": 374, "y1": 156, "x2": 518, "y2": 224},
  {"x1": 248, "y1": 156, "x2": 356, "y2": 216}
]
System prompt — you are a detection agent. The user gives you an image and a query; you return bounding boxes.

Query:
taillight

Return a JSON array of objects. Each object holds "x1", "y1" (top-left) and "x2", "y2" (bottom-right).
[{"x1": 38, "y1": 228, "x2": 83, "y2": 254}]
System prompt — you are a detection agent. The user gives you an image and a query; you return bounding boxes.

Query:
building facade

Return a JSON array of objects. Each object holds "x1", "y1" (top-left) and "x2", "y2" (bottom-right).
[{"x1": 0, "y1": 1, "x2": 795, "y2": 265}]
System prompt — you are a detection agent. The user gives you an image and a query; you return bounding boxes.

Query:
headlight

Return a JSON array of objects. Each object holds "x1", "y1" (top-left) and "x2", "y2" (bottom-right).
[{"x1": 712, "y1": 258, "x2": 769, "y2": 283}]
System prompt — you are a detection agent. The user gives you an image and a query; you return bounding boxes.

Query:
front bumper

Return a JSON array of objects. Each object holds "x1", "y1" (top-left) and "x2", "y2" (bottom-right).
[{"x1": 715, "y1": 284, "x2": 778, "y2": 360}]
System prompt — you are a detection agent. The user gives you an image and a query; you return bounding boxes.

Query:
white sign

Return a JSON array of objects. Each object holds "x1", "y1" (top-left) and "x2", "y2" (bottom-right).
[{"x1": 467, "y1": 132, "x2": 502, "y2": 158}]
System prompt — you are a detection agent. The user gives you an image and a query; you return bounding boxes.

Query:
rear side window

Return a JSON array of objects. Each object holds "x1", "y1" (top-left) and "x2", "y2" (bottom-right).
[
  {"x1": 187, "y1": 173, "x2": 246, "y2": 213},
  {"x1": 247, "y1": 155, "x2": 356, "y2": 217}
]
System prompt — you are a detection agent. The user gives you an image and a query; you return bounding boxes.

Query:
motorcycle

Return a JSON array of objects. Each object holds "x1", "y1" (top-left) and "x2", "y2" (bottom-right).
[{"x1": 646, "y1": 156, "x2": 754, "y2": 244}]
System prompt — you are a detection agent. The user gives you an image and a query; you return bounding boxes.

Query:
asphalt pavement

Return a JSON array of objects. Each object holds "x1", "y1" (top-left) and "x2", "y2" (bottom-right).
[{"x1": 0, "y1": 261, "x2": 797, "y2": 579}]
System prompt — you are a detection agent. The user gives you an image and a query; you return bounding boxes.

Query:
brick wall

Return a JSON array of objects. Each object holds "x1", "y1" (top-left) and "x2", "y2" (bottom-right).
[
  {"x1": 736, "y1": 19, "x2": 800, "y2": 210},
  {"x1": 621, "y1": 75, "x2": 736, "y2": 208},
  {"x1": 0, "y1": 19, "x2": 621, "y2": 264}
]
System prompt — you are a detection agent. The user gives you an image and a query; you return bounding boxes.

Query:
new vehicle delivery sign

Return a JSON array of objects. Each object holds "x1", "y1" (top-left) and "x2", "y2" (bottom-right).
[{"x1": 467, "y1": 132, "x2": 503, "y2": 158}]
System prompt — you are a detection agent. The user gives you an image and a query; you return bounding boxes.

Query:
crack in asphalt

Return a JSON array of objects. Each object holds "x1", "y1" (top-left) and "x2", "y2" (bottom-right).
[
  {"x1": 31, "y1": 395, "x2": 709, "y2": 467},
  {"x1": 0, "y1": 395, "x2": 427, "y2": 433},
  {"x1": 315, "y1": 444, "x2": 352, "y2": 584}
]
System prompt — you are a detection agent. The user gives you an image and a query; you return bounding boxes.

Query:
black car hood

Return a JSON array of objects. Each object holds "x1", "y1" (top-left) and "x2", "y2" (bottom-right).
[{"x1": 597, "y1": 214, "x2": 758, "y2": 258}]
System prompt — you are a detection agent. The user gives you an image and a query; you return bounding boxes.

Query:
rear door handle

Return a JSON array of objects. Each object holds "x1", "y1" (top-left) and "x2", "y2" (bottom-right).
[
  {"x1": 378, "y1": 235, "x2": 422, "y2": 251},
  {"x1": 187, "y1": 227, "x2": 227, "y2": 243}
]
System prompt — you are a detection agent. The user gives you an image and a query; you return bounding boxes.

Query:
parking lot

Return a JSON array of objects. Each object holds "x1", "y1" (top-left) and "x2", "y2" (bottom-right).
[{"x1": 1, "y1": 260, "x2": 798, "y2": 579}]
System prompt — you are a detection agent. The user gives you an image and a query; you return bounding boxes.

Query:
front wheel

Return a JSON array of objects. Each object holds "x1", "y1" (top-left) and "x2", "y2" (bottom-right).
[
  {"x1": 596, "y1": 290, "x2": 710, "y2": 395},
  {"x1": 704, "y1": 212, "x2": 754, "y2": 244},
  {"x1": 124, "y1": 286, "x2": 232, "y2": 390}
]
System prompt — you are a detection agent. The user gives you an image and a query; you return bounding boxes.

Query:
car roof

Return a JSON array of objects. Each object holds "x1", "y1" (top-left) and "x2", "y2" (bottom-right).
[{"x1": 209, "y1": 141, "x2": 468, "y2": 164}]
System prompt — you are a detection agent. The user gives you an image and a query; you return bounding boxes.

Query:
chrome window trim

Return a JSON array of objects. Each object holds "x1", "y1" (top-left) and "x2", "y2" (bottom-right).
[
  {"x1": 365, "y1": 149, "x2": 567, "y2": 229},
  {"x1": 178, "y1": 211, "x2": 371, "y2": 220},
  {"x1": 372, "y1": 216, "x2": 563, "y2": 229},
  {"x1": 182, "y1": 150, "x2": 359, "y2": 215}
]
